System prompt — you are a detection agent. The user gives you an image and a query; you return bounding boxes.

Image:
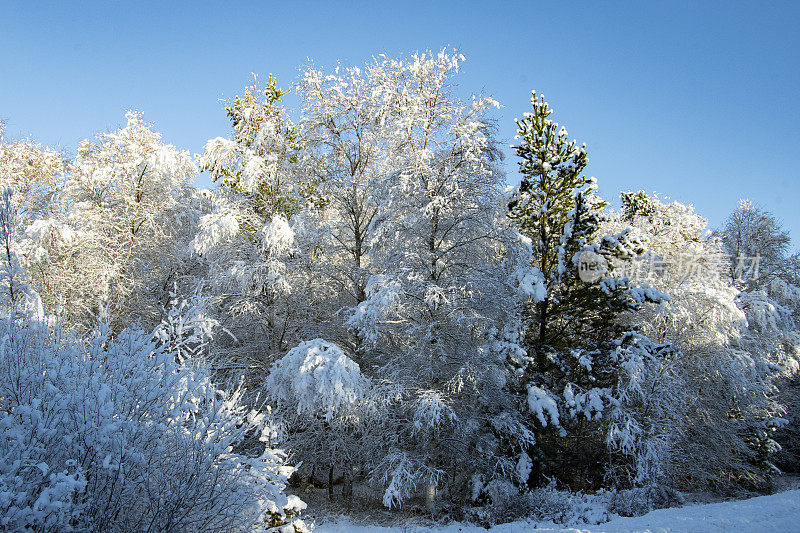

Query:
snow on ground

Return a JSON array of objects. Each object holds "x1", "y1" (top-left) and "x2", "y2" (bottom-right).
[{"x1": 314, "y1": 489, "x2": 800, "y2": 533}]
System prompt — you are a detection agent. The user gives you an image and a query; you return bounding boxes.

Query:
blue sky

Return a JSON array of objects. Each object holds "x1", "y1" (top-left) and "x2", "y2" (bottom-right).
[{"x1": 2, "y1": 1, "x2": 799, "y2": 244}]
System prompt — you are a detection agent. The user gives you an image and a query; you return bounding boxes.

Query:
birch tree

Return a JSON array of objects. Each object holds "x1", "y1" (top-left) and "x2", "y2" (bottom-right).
[{"x1": 23, "y1": 112, "x2": 200, "y2": 329}]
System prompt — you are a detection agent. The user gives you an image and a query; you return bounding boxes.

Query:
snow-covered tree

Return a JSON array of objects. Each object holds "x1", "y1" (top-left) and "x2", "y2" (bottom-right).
[
  {"x1": 608, "y1": 191, "x2": 785, "y2": 488},
  {"x1": 505, "y1": 93, "x2": 666, "y2": 489},
  {"x1": 264, "y1": 338, "x2": 378, "y2": 500},
  {"x1": 320, "y1": 51, "x2": 523, "y2": 506},
  {"x1": 716, "y1": 200, "x2": 800, "y2": 474},
  {"x1": 19, "y1": 112, "x2": 201, "y2": 329},
  {"x1": 200, "y1": 75, "x2": 320, "y2": 218},
  {"x1": 0, "y1": 124, "x2": 64, "y2": 226},
  {"x1": 195, "y1": 77, "x2": 324, "y2": 368},
  {"x1": 297, "y1": 61, "x2": 392, "y2": 305},
  {"x1": 0, "y1": 128, "x2": 67, "y2": 317},
  {"x1": 605, "y1": 333, "x2": 685, "y2": 487},
  {"x1": 223, "y1": 50, "x2": 527, "y2": 508},
  {"x1": 718, "y1": 200, "x2": 792, "y2": 289},
  {"x1": 0, "y1": 189, "x2": 44, "y2": 319}
]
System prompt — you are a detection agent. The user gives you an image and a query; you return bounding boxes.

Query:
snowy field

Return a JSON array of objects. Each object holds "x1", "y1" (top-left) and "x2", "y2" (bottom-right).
[{"x1": 315, "y1": 490, "x2": 800, "y2": 533}]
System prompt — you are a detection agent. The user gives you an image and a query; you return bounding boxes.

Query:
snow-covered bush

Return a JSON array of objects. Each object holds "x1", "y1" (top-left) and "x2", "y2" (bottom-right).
[
  {"x1": 524, "y1": 483, "x2": 612, "y2": 526},
  {"x1": 264, "y1": 339, "x2": 377, "y2": 500},
  {"x1": 0, "y1": 316, "x2": 306, "y2": 532},
  {"x1": 265, "y1": 339, "x2": 370, "y2": 422},
  {"x1": 466, "y1": 479, "x2": 612, "y2": 527},
  {"x1": 608, "y1": 485, "x2": 684, "y2": 517}
]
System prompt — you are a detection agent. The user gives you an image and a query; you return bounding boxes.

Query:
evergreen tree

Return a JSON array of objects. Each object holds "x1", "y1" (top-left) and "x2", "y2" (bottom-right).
[{"x1": 507, "y1": 92, "x2": 663, "y2": 488}]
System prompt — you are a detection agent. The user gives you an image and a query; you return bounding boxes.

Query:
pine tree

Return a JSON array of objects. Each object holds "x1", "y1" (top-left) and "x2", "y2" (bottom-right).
[{"x1": 507, "y1": 92, "x2": 663, "y2": 488}]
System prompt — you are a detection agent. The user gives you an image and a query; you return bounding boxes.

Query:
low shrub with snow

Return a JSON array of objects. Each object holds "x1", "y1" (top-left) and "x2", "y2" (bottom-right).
[
  {"x1": 0, "y1": 314, "x2": 307, "y2": 532},
  {"x1": 466, "y1": 479, "x2": 613, "y2": 527},
  {"x1": 608, "y1": 485, "x2": 684, "y2": 517}
]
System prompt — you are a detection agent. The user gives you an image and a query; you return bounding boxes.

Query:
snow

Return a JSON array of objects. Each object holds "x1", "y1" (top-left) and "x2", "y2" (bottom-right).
[
  {"x1": 0, "y1": 313, "x2": 300, "y2": 531},
  {"x1": 264, "y1": 339, "x2": 370, "y2": 421},
  {"x1": 413, "y1": 391, "x2": 457, "y2": 433},
  {"x1": 563, "y1": 385, "x2": 612, "y2": 421},
  {"x1": 262, "y1": 214, "x2": 296, "y2": 256},
  {"x1": 527, "y1": 385, "x2": 560, "y2": 427},
  {"x1": 512, "y1": 266, "x2": 547, "y2": 302},
  {"x1": 515, "y1": 452, "x2": 532, "y2": 483},
  {"x1": 193, "y1": 210, "x2": 240, "y2": 254},
  {"x1": 313, "y1": 490, "x2": 800, "y2": 533},
  {"x1": 346, "y1": 275, "x2": 404, "y2": 343}
]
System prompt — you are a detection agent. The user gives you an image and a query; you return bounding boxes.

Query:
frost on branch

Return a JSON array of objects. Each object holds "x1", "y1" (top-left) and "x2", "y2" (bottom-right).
[
  {"x1": 262, "y1": 214, "x2": 296, "y2": 257},
  {"x1": 0, "y1": 189, "x2": 44, "y2": 320},
  {"x1": 193, "y1": 209, "x2": 240, "y2": 255},
  {"x1": 509, "y1": 233, "x2": 547, "y2": 302},
  {"x1": 563, "y1": 384, "x2": 614, "y2": 421},
  {"x1": 412, "y1": 391, "x2": 458, "y2": 435},
  {"x1": 605, "y1": 333, "x2": 684, "y2": 486},
  {"x1": 197, "y1": 136, "x2": 238, "y2": 179},
  {"x1": 378, "y1": 450, "x2": 444, "y2": 509},
  {"x1": 346, "y1": 275, "x2": 404, "y2": 343},
  {"x1": 153, "y1": 285, "x2": 220, "y2": 363}
]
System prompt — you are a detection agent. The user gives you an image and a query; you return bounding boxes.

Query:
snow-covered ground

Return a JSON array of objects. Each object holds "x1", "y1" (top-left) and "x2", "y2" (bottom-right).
[{"x1": 315, "y1": 489, "x2": 800, "y2": 533}]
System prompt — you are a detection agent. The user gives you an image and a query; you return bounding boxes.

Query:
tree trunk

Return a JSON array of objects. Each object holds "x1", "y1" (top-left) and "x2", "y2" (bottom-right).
[
  {"x1": 327, "y1": 464, "x2": 335, "y2": 501},
  {"x1": 424, "y1": 483, "x2": 436, "y2": 512},
  {"x1": 342, "y1": 466, "x2": 353, "y2": 507}
]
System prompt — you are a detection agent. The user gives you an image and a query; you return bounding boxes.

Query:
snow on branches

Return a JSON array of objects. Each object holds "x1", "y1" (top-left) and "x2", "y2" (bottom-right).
[{"x1": 265, "y1": 339, "x2": 370, "y2": 422}]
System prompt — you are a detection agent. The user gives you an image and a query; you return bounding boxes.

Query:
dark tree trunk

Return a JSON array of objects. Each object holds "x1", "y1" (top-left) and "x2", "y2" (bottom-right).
[{"x1": 327, "y1": 464, "x2": 335, "y2": 501}]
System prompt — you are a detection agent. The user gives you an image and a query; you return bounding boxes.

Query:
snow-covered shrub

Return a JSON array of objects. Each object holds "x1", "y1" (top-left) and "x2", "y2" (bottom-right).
[
  {"x1": 265, "y1": 338, "x2": 370, "y2": 422},
  {"x1": 466, "y1": 479, "x2": 612, "y2": 527},
  {"x1": 608, "y1": 485, "x2": 684, "y2": 517},
  {"x1": 466, "y1": 478, "x2": 525, "y2": 524},
  {"x1": 525, "y1": 483, "x2": 612, "y2": 526},
  {"x1": 0, "y1": 315, "x2": 306, "y2": 531},
  {"x1": 264, "y1": 338, "x2": 378, "y2": 500}
]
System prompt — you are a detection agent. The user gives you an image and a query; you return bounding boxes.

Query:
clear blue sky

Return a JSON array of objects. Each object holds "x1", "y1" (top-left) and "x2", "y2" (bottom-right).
[{"x1": 2, "y1": 1, "x2": 799, "y2": 244}]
